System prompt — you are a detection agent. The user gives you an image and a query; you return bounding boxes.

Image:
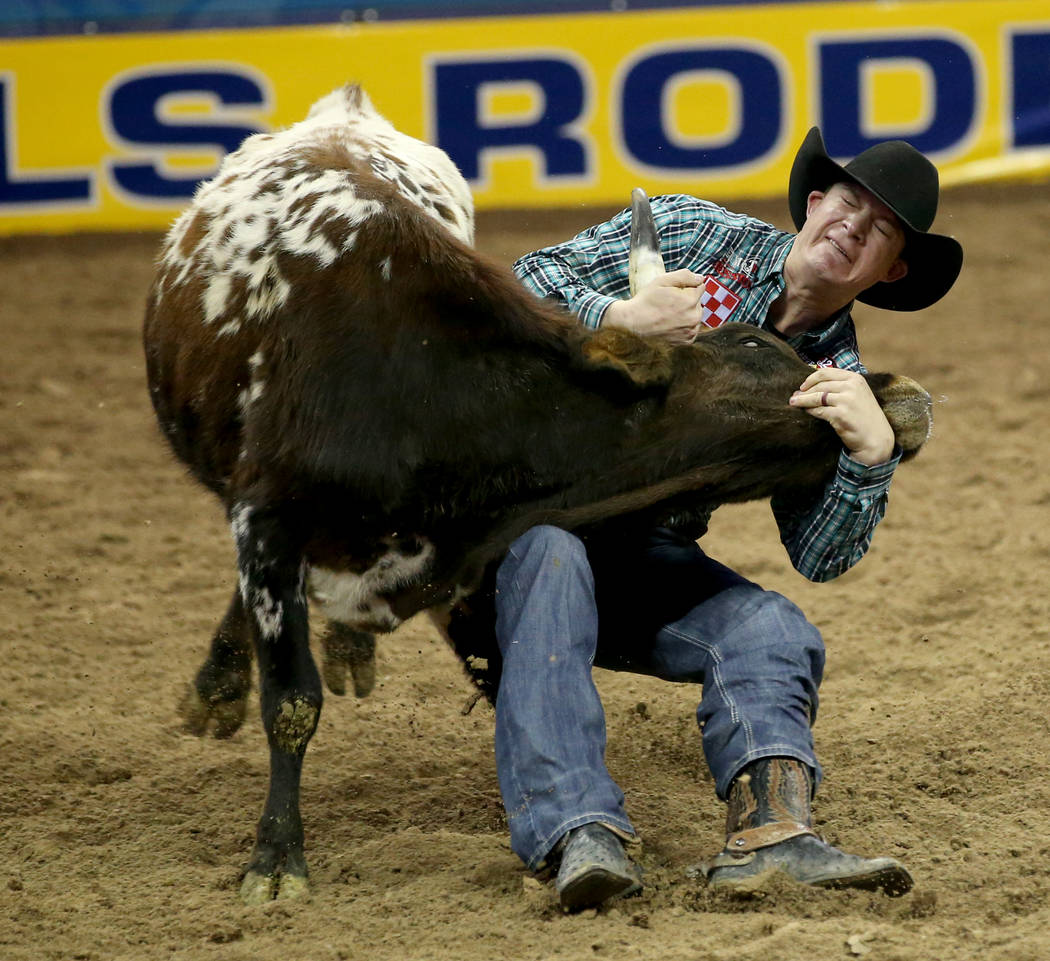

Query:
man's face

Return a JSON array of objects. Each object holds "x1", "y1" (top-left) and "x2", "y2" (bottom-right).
[{"x1": 794, "y1": 182, "x2": 908, "y2": 298}]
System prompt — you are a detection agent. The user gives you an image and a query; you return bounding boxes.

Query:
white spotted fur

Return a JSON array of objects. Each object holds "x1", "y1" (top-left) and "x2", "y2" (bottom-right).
[
  {"x1": 156, "y1": 84, "x2": 475, "y2": 332},
  {"x1": 308, "y1": 539, "x2": 436, "y2": 633}
]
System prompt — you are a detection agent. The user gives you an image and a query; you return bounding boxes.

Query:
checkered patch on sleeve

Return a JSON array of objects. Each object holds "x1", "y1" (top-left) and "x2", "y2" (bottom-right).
[{"x1": 700, "y1": 277, "x2": 741, "y2": 328}]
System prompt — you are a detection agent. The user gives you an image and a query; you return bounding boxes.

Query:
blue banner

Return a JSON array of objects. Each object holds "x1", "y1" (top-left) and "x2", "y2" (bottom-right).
[{"x1": 2, "y1": 0, "x2": 878, "y2": 37}]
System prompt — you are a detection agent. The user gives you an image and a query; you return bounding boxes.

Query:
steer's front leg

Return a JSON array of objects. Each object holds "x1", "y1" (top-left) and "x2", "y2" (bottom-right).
[
  {"x1": 179, "y1": 587, "x2": 253, "y2": 739},
  {"x1": 231, "y1": 501, "x2": 321, "y2": 905}
]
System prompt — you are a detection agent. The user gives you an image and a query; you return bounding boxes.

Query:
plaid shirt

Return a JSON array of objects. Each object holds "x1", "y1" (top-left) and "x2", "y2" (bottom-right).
[{"x1": 512, "y1": 194, "x2": 901, "y2": 582}]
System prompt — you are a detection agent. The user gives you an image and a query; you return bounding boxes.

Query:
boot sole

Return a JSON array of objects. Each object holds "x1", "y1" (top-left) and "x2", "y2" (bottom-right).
[
  {"x1": 558, "y1": 866, "x2": 641, "y2": 912},
  {"x1": 814, "y1": 863, "x2": 913, "y2": 898},
  {"x1": 709, "y1": 862, "x2": 913, "y2": 898}
]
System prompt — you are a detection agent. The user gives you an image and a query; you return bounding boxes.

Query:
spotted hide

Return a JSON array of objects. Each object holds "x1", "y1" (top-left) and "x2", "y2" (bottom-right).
[{"x1": 143, "y1": 83, "x2": 932, "y2": 905}]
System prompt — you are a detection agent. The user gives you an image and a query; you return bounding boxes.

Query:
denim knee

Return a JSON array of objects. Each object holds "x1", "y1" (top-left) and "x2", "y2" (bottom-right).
[
  {"x1": 498, "y1": 526, "x2": 590, "y2": 601},
  {"x1": 766, "y1": 592, "x2": 826, "y2": 697},
  {"x1": 731, "y1": 589, "x2": 826, "y2": 721},
  {"x1": 505, "y1": 525, "x2": 588, "y2": 571},
  {"x1": 494, "y1": 526, "x2": 595, "y2": 657}
]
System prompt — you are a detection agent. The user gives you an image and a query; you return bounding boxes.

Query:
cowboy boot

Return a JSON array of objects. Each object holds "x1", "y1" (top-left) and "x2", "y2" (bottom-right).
[
  {"x1": 701, "y1": 757, "x2": 912, "y2": 897},
  {"x1": 554, "y1": 823, "x2": 643, "y2": 911}
]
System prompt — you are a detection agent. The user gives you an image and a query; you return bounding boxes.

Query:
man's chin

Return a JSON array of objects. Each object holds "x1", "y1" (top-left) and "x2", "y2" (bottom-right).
[{"x1": 809, "y1": 256, "x2": 852, "y2": 286}]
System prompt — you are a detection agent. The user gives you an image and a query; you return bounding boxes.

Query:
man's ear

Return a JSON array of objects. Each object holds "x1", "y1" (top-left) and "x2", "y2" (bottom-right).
[
  {"x1": 882, "y1": 258, "x2": 909, "y2": 284},
  {"x1": 805, "y1": 189, "x2": 827, "y2": 218}
]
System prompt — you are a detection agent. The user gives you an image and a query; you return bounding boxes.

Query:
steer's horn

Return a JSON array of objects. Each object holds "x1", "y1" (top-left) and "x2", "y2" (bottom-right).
[{"x1": 629, "y1": 187, "x2": 666, "y2": 296}]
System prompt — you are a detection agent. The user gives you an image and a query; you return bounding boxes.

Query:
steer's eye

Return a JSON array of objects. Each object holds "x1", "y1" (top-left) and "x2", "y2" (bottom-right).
[{"x1": 740, "y1": 338, "x2": 761, "y2": 348}]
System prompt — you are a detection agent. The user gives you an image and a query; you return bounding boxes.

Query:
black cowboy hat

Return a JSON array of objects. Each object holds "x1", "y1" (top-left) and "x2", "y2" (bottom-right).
[{"x1": 788, "y1": 127, "x2": 963, "y2": 311}]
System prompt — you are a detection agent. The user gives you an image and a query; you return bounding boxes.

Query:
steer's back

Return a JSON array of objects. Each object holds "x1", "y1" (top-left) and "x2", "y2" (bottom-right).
[{"x1": 143, "y1": 83, "x2": 477, "y2": 499}]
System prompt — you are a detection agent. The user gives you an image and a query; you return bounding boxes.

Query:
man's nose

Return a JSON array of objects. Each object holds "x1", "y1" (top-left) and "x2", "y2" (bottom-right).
[{"x1": 843, "y1": 208, "x2": 872, "y2": 240}]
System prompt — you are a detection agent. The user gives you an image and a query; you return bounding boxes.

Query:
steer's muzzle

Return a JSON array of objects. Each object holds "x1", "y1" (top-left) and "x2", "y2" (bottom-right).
[{"x1": 871, "y1": 374, "x2": 932, "y2": 460}]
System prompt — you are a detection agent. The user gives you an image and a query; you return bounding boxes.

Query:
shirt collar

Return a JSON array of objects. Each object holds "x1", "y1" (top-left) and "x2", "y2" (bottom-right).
[
  {"x1": 757, "y1": 236, "x2": 854, "y2": 351},
  {"x1": 754, "y1": 236, "x2": 792, "y2": 288},
  {"x1": 786, "y1": 302, "x2": 854, "y2": 352}
]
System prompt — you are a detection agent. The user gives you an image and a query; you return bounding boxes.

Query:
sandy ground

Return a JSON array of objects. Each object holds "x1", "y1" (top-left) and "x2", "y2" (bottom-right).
[{"x1": 2, "y1": 182, "x2": 1050, "y2": 961}]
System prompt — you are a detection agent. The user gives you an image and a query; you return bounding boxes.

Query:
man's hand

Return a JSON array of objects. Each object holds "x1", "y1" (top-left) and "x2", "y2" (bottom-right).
[
  {"x1": 790, "y1": 368, "x2": 896, "y2": 466},
  {"x1": 603, "y1": 269, "x2": 706, "y2": 345}
]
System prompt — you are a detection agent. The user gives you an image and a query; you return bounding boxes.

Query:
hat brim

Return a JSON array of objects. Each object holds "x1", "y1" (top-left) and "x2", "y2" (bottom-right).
[{"x1": 788, "y1": 128, "x2": 963, "y2": 312}]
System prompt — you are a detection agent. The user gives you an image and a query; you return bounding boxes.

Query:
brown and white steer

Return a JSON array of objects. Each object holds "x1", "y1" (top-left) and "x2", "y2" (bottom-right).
[{"x1": 143, "y1": 84, "x2": 931, "y2": 903}]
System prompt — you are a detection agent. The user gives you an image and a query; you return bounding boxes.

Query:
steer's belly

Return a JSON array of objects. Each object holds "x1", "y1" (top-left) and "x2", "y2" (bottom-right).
[{"x1": 307, "y1": 539, "x2": 435, "y2": 633}]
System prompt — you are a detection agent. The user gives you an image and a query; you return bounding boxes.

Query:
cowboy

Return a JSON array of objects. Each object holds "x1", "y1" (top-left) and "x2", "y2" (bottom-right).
[{"x1": 492, "y1": 128, "x2": 963, "y2": 910}]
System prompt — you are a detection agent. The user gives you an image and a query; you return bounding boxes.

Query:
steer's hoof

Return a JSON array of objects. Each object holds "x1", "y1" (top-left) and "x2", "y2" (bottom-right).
[
  {"x1": 178, "y1": 684, "x2": 247, "y2": 739},
  {"x1": 240, "y1": 869, "x2": 310, "y2": 905},
  {"x1": 320, "y1": 625, "x2": 376, "y2": 698}
]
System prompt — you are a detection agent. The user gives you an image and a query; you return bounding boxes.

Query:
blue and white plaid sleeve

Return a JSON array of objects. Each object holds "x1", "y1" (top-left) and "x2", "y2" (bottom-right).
[
  {"x1": 513, "y1": 207, "x2": 635, "y2": 329},
  {"x1": 772, "y1": 449, "x2": 901, "y2": 582},
  {"x1": 512, "y1": 196, "x2": 725, "y2": 329},
  {"x1": 771, "y1": 340, "x2": 901, "y2": 581}
]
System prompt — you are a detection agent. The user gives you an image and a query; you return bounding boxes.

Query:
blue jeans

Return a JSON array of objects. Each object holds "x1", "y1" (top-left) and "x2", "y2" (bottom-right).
[{"x1": 493, "y1": 525, "x2": 825, "y2": 871}]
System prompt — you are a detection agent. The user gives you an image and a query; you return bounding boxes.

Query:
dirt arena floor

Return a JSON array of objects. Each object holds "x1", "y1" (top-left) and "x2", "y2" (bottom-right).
[{"x1": 2, "y1": 181, "x2": 1049, "y2": 961}]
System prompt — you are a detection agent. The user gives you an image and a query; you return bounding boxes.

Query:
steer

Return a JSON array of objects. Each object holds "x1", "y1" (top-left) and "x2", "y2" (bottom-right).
[{"x1": 143, "y1": 83, "x2": 931, "y2": 903}]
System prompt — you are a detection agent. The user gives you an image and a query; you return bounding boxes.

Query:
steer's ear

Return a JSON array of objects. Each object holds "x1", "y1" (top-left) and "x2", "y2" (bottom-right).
[{"x1": 580, "y1": 327, "x2": 673, "y2": 388}]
